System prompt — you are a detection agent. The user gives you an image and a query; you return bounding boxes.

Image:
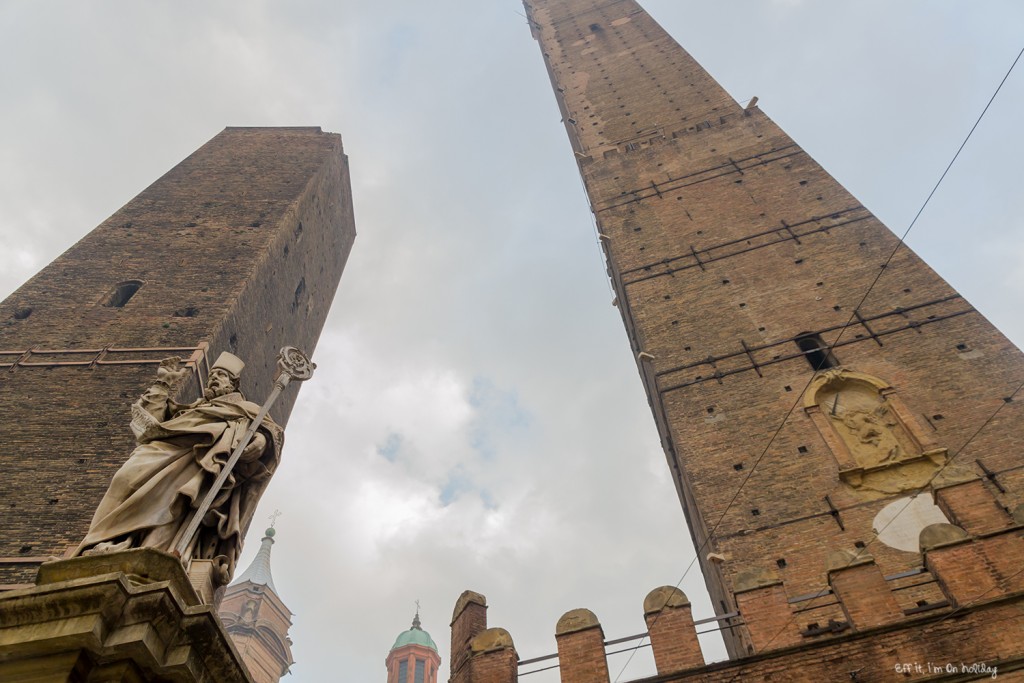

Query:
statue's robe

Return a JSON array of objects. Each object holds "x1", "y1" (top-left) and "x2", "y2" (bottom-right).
[{"x1": 77, "y1": 389, "x2": 283, "y2": 578}]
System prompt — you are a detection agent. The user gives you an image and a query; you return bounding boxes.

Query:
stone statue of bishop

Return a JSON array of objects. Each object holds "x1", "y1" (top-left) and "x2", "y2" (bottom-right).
[{"x1": 76, "y1": 352, "x2": 283, "y2": 586}]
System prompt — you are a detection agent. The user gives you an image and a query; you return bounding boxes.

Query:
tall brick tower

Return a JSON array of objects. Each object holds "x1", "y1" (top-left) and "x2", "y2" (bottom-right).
[
  {"x1": 510, "y1": 0, "x2": 1024, "y2": 674},
  {"x1": 0, "y1": 127, "x2": 355, "y2": 588}
]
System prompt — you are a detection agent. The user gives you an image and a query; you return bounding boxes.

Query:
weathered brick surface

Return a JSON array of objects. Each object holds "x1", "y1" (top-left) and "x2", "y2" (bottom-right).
[
  {"x1": 556, "y1": 625, "x2": 610, "y2": 683},
  {"x1": 733, "y1": 583, "x2": 801, "y2": 653},
  {"x1": 644, "y1": 604, "x2": 703, "y2": 674},
  {"x1": 466, "y1": 645, "x2": 517, "y2": 683},
  {"x1": 526, "y1": 0, "x2": 1024, "y2": 660},
  {"x1": 451, "y1": 591, "x2": 489, "y2": 683},
  {"x1": 0, "y1": 127, "x2": 355, "y2": 580},
  {"x1": 642, "y1": 594, "x2": 1024, "y2": 681},
  {"x1": 934, "y1": 479, "x2": 1014, "y2": 536},
  {"x1": 927, "y1": 530, "x2": 1024, "y2": 607},
  {"x1": 829, "y1": 561, "x2": 904, "y2": 630}
]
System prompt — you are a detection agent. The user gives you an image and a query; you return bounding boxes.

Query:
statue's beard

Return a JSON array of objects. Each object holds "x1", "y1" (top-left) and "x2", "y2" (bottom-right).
[{"x1": 203, "y1": 382, "x2": 235, "y2": 400}]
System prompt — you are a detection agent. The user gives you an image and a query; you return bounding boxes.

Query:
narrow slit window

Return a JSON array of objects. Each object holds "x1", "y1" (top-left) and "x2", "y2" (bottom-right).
[
  {"x1": 795, "y1": 333, "x2": 838, "y2": 371},
  {"x1": 104, "y1": 280, "x2": 143, "y2": 308}
]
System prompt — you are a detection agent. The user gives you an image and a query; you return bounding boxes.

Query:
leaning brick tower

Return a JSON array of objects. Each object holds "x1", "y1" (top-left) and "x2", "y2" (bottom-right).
[
  {"x1": 0, "y1": 127, "x2": 355, "y2": 589},
  {"x1": 494, "y1": 0, "x2": 1024, "y2": 675}
]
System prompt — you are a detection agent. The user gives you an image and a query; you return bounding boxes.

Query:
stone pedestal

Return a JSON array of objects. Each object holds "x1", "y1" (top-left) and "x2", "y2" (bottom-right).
[{"x1": 0, "y1": 549, "x2": 253, "y2": 682}]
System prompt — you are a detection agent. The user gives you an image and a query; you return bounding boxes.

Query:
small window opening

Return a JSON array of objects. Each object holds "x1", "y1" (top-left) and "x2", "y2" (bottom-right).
[
  {"x1": 956, "y1": 343, "x2": 969, "y2": 351},
  {"x1": 173, "y1": 306, "x2": 199, "y2": 318},
  {"x1": 797, "y1": 446, "x2": 808, "y2": 454},
  {"x1": 784, "y1": 385, "x2": 793, "y2": 392},
  {"x1": 776, "y1": 558, "x2": 787, "y2": 569},
  {"x1": 12, "y1": 307, "x2": 32, "y2": 320},
  {"x1": 104, "y1": 280, "x2": 143, "y2": 308},
  {"x1": 795, "y1": 333, "x2": 838, "y2": 370},
  {"x1": 854, "y1": 541, "x2": 866, "y2": 549},
  {"x1": 733, "y1": 463, "x2": 744, "y2": 471},
  {"x1": 706, "y1": 406, "x2": 715, "y2": 414},
  {"x1": 292, "y1": 277, "x2": 306, "y2": 313},
  {"x1": 916, "y1": 600, "x2": 928, "y2": 607},
  {"x1": 932, "y1": 414, "x2": 944, "y2": 421},
  {"x1": 751, "y1": 508, "x2": 761, "y2": 516},
  {"x1": 19, "y1": 545, "x2": 32, "y2": 554}
]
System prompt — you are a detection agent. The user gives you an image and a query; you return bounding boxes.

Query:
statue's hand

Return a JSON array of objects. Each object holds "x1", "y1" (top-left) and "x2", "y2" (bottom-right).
[
  {"x1": 241, "y1": 431, "x2": 267, "y2": 461},
  {"x1": 156, "y1": 357, "x2": 189, "y2": 384}
]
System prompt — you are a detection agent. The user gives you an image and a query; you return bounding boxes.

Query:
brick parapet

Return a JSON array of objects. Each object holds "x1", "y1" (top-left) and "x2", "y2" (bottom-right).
[
  {"x1": 643, "y1": 587, "x2": 703, "y2": 674},
  {"x1": 555, "y1": 609, "x2": 609, "y2": 683},
  {"x1": 470, "y1": 584, "x2": 1024, "y2": 682},
  {"x1": 925, "y1": 524, "x2": 1024, "y2": 608},
  {"x1": 826, "y1": 554, "x2": 904, "y2": 630},
  {"x1": 450, "y1": 591, "x2": 516, "y2": 683},
  {"x1": 933, "y1": 478, "x2": 1014, "y2": 536},
  {"x1": 451, "y1": 590, "x2": 488, "y2": 683}
]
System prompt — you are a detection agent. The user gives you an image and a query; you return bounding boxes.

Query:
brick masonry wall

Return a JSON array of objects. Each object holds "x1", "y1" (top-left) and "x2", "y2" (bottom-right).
[
  {"x1": 649, "y1": 595, "x2": 1024, "y2": 681},
  {"x1": 0, "y1": 127, "x2": 355, "y2": 582},
  {"x1": 526, "y1": 0, "x2": 1024, "y2": 658}
]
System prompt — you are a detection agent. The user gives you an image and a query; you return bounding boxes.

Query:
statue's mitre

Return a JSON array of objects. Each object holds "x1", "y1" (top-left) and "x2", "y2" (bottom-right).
[{"x1": 211, "y1": 352, "x2": 245, "y2": 379}]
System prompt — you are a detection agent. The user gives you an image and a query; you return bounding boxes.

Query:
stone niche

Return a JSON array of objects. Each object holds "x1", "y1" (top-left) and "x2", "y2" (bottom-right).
[{"x1": 804, "y1": 369, "x2": 955, "y2": 497}]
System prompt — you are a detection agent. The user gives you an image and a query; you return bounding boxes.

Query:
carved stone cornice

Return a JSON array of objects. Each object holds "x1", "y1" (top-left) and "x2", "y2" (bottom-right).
[{"x1": 0, "y1": 549, "x2": 253, "y2": 682}]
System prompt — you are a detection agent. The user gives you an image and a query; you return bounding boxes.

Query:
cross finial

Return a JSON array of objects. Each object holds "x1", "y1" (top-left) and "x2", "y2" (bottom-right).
[
  {"x1": 412, "y1": 599, "x2": 422, "y2": 629},
  {"x1": 269, "y1": 509, "x2": 282, "y2": 528}
]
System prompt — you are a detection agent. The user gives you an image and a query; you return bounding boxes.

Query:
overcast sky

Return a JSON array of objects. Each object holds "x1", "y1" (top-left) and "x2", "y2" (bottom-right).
[{"x1": 2, "y1": 2, "x2": 1023, "y2": 681}]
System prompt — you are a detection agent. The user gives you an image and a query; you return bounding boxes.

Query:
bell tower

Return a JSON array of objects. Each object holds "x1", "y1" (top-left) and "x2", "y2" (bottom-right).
[
  {"x1": 219, "y1": 526, "x2": 295, "y2": 683},
  {"x1": 386, "y1": 610, "x2": 441, "y2": 683}
]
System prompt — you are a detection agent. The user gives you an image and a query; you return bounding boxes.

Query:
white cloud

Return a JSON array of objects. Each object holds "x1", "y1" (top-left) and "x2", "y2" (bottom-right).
[{"x1": 3, "y1": 1, "x2": 1023, "y2": 681}]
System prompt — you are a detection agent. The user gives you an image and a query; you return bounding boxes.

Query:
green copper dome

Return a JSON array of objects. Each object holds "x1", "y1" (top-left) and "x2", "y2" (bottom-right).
[{"x1": 391, "y1": 613, "x2": 437, "y2": 652}]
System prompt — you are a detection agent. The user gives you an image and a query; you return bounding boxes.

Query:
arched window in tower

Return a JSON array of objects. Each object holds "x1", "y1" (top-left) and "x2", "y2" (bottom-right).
[
  {"x1": 103, "y1": 280, "x2": 143, "y2": 308},
  {"x1": 794, "y1": 332, "x2": 838, "y2": 371}
]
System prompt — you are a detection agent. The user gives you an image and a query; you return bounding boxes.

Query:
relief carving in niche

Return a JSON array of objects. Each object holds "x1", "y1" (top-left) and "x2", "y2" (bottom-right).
[{"x1": 804, "y1": 369, "x2": 970, "y2": 498}]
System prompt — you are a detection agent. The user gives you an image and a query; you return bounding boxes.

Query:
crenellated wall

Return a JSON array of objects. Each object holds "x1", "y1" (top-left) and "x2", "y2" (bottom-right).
[{"x1": 451, "y1": 480, "x2": 1024, "y2": 681}]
